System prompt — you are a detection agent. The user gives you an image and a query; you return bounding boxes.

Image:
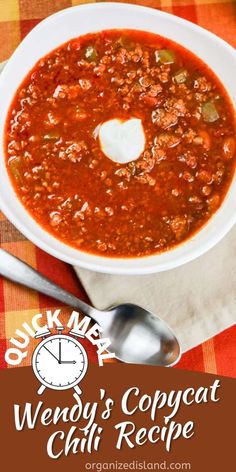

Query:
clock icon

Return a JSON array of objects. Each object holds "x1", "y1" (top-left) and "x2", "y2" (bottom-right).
[{"x1": 32, "y1": 326, "x2": 88, "y2": 397}]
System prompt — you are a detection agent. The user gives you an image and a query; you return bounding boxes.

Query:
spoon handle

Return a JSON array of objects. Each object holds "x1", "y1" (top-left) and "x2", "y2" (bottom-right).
[{"x1": 0, "y1": 248, "x2": 95, "y2": 318}]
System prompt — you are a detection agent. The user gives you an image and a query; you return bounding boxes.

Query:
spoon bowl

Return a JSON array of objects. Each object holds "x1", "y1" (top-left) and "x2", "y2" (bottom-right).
[
  {"x1": 96, "y1": 304, "x2": 181, "y2": 366},
  {"x1": 0, "y1": 249, "x2": 181, "y2": 367}
]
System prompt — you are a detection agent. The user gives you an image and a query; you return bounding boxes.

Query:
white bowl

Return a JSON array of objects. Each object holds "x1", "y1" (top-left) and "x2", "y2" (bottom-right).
[{"x1": 0, "y1": 2, "x2": 236, "y2": 275}]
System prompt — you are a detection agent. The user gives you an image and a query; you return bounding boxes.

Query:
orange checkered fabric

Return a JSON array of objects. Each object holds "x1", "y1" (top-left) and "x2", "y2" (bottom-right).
[{"x1": 0, "y1": 0, "x2": 235, "y2": 376}]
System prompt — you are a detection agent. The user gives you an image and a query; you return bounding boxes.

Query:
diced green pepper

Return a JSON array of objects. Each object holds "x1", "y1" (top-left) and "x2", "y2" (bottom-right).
[
  {"x1": 201, "y1": 101, "x2": 219, "y2": 123},
  {"x1": 116, "y1": 36, "x2": 134, "y2": 50},
  {"x1": 155, "y1": 49, "x2": 176, "y2": 64},
  {"x1": 173, "y1": 68, "x2": 188, "y2": 84},
  {"x1": 8, "y1": 156, "x2": 22, "y2": 182},
  {"x1": 84, "y1": 45, "x2": 98, "y2": 62}
]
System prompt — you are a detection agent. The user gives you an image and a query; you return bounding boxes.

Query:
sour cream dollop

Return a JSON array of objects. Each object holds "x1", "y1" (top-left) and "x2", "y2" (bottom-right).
[{"x1": 98, "y1": 118, "x2": 145, "y2": 164}]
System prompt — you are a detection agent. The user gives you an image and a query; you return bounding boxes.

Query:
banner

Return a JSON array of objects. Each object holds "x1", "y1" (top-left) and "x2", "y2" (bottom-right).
[{"x1": 1, "y1": 362, "x2": 235, "y2": 471}]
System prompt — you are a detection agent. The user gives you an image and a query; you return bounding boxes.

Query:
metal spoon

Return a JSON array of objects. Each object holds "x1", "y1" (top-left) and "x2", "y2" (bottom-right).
[{"x1": 0, "y1": 248, "x2": 181, "y2": 366}]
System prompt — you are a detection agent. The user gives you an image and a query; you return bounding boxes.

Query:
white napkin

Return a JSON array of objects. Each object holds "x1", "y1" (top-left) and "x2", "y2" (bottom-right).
[{"x1": 74, "y1": 226, "x2": 236, "y2": 352}]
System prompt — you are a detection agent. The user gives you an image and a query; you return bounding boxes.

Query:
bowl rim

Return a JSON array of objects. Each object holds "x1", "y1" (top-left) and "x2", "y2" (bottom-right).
[{"x1": 0, "y1": 2, "x2": 236, "y2": 275}]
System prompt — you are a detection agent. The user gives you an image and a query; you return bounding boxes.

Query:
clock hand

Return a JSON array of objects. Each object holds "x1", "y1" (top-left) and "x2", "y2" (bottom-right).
[
  {"x1": 43, "y1": 345, "x2": 60, "y2": 362},
  {"x1": 59, "y1": 339, "x2": 76, "y2": 364},
  {"x1": 60, "y1": 360, "x2": 76, "y2": 364},
  {"x1": 59, "y1": 339, "x2": 61, "y2": 363}
]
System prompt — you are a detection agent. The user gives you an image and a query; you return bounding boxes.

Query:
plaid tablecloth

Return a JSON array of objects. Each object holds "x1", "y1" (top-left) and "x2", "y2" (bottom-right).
[{"x1": 0, "y1": 0, "x2": 235, "y2": 376}]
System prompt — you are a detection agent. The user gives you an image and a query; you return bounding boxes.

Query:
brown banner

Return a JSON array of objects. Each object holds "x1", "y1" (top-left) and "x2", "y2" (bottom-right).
[{"x1": 0, "y1": 364, "x2": 235, "y2": 471}]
